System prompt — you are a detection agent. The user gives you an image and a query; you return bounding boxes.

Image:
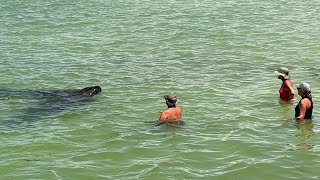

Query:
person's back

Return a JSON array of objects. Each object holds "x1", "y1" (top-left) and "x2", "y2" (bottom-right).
[
  {"x1": 159, "y1": 106, "x2": 182, "y2": 122},
  {"x1": 144, "y1": 93, "x2": 183, "y2": 126},
  {"x1": 158, "y1": 94, "x2": 183, "y2": 126}
]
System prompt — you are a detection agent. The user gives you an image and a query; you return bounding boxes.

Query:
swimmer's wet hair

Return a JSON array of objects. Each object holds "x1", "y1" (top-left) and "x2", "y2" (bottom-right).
[{"x1": 164, "y1": 94, "x2": 177, "y2": 103}]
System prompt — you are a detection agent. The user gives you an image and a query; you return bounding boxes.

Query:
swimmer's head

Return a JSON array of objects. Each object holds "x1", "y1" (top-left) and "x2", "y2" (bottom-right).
[
  {"x1": 275, "y1": 67, "x2": 291, "y2": 80},
  {"x1": 164, "y1": 93, "x2": 177, "y2": 107},
  {"x1": 297, "y1": 82, "x2": 311, "y2": 93}
]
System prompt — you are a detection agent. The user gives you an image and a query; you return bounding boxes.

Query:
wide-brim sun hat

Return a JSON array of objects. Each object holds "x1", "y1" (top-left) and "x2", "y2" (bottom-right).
[{"x1": 275, "y1": 67, "x2": 291, "y2": 79}]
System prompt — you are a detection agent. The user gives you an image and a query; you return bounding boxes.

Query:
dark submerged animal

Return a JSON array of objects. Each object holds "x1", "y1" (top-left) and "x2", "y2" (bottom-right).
[
  {"x1": 0, "y1": 86, "x2": 102, "y2": 128},
  {"x1": 0, "y1": 86, "x2": 102, "y2": 99},
  {"x1": 65, "y1": 86, "x2": 102, "y2": 96}
]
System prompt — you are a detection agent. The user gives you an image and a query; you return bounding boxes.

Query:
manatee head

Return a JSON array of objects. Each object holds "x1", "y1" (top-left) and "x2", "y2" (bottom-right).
[{"x1": 81, "y1": 86, "x2": 102, "y2": 96}]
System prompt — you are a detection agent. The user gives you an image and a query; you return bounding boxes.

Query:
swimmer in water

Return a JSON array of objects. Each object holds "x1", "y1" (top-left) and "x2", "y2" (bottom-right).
[
  {"x1": 275, "y1": 67, "x2": 295, "y2": 102},
  {"x1": 295, "y1": 82, "x2": 313, "y2": 120},
  {"x1": 145, "y1": 93, "x2": 183, "y2": 127}
]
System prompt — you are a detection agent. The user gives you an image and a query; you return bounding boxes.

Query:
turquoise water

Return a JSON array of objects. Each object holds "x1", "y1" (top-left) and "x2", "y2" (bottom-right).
[{"x1": 1, "y1": 0, "x2": 320, "y2": 179}]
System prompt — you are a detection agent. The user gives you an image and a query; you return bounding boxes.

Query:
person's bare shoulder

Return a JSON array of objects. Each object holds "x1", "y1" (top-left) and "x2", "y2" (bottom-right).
[
  {"x1": 176, "y1": 106, "x2": 182, "y2": 112},
  {"x1": 301, "y1": 98, "x2": 311, "y2": 107}
]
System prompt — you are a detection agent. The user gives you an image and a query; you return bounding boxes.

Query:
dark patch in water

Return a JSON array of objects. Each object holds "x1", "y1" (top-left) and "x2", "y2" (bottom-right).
[{"x1": 0, "y1": 86, "x2": 102, "y2": 128}]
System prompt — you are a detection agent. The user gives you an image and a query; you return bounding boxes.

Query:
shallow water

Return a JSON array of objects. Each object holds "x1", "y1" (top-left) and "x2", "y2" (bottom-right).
[{"x1": 1, "y1": 0, "x2": 320, "y2": 179}]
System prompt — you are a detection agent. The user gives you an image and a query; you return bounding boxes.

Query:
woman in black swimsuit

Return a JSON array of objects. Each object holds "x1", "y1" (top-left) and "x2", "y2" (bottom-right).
[{"x1": 295, "y1": 82, "x2": 313, "y2": 120}]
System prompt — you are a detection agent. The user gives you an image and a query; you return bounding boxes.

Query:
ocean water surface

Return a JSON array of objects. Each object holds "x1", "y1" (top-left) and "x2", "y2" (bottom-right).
[{"x1": 1, "y1": 0, "x2": 320, "y2": 179}]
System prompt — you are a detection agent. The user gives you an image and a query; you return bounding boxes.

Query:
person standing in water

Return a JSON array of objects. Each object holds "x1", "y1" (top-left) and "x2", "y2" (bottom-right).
[
  {"x1": 159, "y1": 94, "x2": 182, "y2": 122},
  {"x1": 295, "y1": 82, "x2": 313, "y2": 120},
  {"x1": 145, "y1": 93, "x2": 182, "y2": 126},
  {"x1": 275, "y1": 67, "x2": 295, "y2": 102}
]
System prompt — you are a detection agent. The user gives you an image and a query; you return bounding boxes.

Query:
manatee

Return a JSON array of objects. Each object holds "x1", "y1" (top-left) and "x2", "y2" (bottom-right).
[
  {"x1": 0, "y1": 86, "x2": 102, "y2": 129},
  {"x1": 64, "y1": 86, "x2": 102, "y2": 97},
  {"x1": 0, "y1": 85, "x2": 102, "y2": 99}
]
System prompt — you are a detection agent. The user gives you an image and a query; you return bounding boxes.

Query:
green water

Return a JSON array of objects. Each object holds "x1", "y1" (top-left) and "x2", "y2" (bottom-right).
[{"x1": 1, "y1": 0, "x2": 320, "y2": 179}]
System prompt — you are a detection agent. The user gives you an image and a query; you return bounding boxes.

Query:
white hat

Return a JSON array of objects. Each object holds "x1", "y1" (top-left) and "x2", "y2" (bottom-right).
[{"x1": 274, "y1": 67, "x2": 290, "y2": 79}]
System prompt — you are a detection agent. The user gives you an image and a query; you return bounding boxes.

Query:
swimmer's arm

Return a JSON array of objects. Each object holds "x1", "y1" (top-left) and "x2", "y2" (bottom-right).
[
  {"x1": 143, "y1": 111, "x2": 166, "y2": 123},
  {"x1": 144, "y1": 111, "x2": 172, "y2": 124},
  {"x1": 143, "y1": 120, "x2": 165, "y2": 126},
  {"x1": 144, "y1": 120, "x2": 158, "y2": 123},
  {"x1": 146, "y1": 112, "x2": 169, "y2": 125},
  {"x1": 296, "y1": 101, "x2": 307, "y2": 120},
  {"x1": 143, "y1": 112, "x2": 167, "y2": 123},
  {"x1": 285, "y1": 80, "x2": 295, "y2": 98}
]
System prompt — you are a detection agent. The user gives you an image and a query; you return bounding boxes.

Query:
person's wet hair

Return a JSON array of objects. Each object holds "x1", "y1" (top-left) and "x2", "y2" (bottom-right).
[{"x1": 164, "y1": 94, "x2": 177, "y2": 107}]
